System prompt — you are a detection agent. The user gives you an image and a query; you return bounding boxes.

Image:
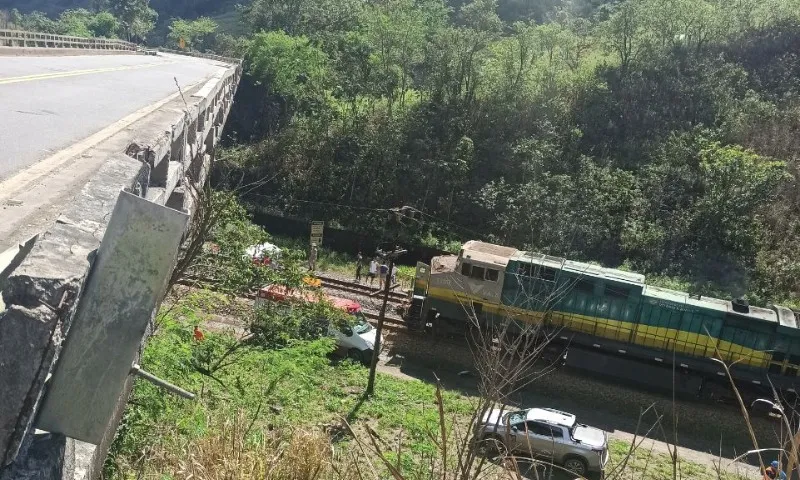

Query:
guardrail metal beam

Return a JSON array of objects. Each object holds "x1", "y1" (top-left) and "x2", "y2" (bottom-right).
[{"x1": 0, "y1": 28, "x2": 136, "y2": 52}]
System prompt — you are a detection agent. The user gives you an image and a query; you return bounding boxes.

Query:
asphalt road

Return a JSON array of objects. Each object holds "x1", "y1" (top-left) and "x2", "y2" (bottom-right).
[{"x1": 0, "y1": 53, "x2": 229, "y2": 180}]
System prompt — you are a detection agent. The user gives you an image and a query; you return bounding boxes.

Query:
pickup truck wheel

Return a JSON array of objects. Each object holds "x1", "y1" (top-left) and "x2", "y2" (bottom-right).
[{"x1": 563, "y1": 456, "x2": 588, "y2": 476}]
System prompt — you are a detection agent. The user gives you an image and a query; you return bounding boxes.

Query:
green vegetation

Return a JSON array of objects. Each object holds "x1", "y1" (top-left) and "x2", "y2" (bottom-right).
[
  {"x1": 5, "y1": 8, "x2": 121, "y2": 37},
  {"x1": 190, "y1": 191, "x2": 308, "y2": 295},
  {"x1": 105, "y1": 0, "x2": 157, "y2": 41},
  {"x1": 209, "y1": 0, "x2": 800, "y2": 307},
  {"x1": 107, "y1": 289, "x2": 749, "y2": 479},
  {"x1": 606, "y1": 440, "x2": 744, "y2": 480},
  {"x1": 167, "y1": 16, "x2": 217, "y2": 50},
  {"x1": 2, "y1": 0, "x2": 157, "y2": 40},
  {"x1": 7, "y1": 0, "x2": 798, "y2": 305},
  {"x1": 107, "y1": 289, "x2": 476, "y2": 478}
]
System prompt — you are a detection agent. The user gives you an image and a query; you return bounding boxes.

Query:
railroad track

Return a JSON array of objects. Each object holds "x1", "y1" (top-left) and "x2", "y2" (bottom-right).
[
  {"x1": 180, "y1": 274, "x2": 408, "y2": 304},
  {"x1": 316, "y1": 275, "x2": 408, "y2": 304},
  {"x1": 362, "y1": 311, "x2": 407, "y2": 333},
  {"x1": 178, "y1": 275, "x2": 409, "y2": 328}
]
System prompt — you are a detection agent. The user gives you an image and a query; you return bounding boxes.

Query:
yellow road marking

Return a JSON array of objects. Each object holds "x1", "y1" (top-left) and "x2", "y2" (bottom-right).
[{"x1": 0, "y1": 61, "x2": 175, "y2": 85}]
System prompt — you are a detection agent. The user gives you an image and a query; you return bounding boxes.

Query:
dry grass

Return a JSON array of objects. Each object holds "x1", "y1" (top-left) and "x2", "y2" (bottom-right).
[{"x1": 143, "y1": 412, "x2": 333, "y2": 480}]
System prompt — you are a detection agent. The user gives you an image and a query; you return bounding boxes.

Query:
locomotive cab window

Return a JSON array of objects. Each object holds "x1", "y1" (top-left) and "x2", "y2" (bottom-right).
[
  {"x1": 541, "y1": 267, "x2": 557, "y2": 282},
  {"x1": 486, "y1": 269, "x2": 499, "y2": 282},
  {"x1": 461, "y1": 262, "x2": 471, "y2": 276},
  {"x1": 516, "y1": 263, "x2": 532, "y2": 277},
  {"x1": 470, "y1": 265, "x2": 486, "y2": 280}
]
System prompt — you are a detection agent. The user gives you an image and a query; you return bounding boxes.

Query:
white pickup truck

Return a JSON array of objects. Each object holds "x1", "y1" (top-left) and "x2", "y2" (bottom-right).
[{"x1": 474, "y1": 407, "x2": 609, "y2": 476}]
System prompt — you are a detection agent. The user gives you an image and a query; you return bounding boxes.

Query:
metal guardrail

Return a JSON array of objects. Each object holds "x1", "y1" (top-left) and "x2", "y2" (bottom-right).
[
  {"x1": 0, "y1": 29, "x2": 137, "y2": 51},
  {"x1": 157, "y1": 47, "x2": 243, "y2": 66}
]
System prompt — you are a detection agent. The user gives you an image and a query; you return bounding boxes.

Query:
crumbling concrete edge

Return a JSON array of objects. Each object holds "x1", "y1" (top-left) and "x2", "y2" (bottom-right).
[{"x1": 0, "y1": 60, "x2": 241, "y2": 480}]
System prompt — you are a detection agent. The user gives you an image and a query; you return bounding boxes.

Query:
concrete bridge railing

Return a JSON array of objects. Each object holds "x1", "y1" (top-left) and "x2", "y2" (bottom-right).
[
  {"x1": 0, "y1": 29, "x2": 137, "y2": 52},
  {"x1": 0, "y1": 53, "x2": 242, "y2": 480}
]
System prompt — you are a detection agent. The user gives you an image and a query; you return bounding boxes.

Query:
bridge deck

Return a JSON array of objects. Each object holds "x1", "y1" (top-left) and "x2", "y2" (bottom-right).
[
  {"x1": 0, "y1": 52, "x2": 233, "y2": 252},
  {"x1": 0, "y1": 53, "x2": 229, "y2": 181}
]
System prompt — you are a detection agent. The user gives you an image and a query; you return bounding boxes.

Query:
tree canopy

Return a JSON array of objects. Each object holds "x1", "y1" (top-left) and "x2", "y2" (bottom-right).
[
  {"x1": 167, "y1": 16, "x2": 217, "y2": 50},
  {"x1": 215, "y1": 0, "x2": 800, "y2": 307},
  {"x1": 3, "y1": 0, "x2": 155, "y2": 40}
]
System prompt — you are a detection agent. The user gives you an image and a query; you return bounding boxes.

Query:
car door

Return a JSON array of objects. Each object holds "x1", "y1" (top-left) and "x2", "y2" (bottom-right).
[
  {"x1": 329, "y1": 323, "x2": 356, "y2": 350},
  {"x1": 522, "y1": 421, "x2": 559, "y2": 461},
  {"x1": 504, "y1": 420, "x2": 526, "y2": 453},
  {"x1": 547, "y1": 426, "x2": 569, "y2": 463}
]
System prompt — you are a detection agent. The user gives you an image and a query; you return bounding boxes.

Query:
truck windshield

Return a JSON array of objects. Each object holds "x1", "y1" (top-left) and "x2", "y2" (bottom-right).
[
  {"x1": 353, "y1": 320, "x2": 373, "y2": 334},
  {"x1": 504, "y1": 410, "x2": 527, "y2": 426},
  {"x1": 352, "y1": 314, "x2": 373, "y2": 334}
]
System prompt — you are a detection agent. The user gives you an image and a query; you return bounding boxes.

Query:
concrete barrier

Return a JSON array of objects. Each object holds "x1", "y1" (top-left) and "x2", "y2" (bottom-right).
[{"x1": 0, "y1": 53, "x2": 241, "y2": 480}]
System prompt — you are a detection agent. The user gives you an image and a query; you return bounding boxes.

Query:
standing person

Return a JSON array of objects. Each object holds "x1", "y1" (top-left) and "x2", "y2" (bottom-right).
[
  {"x1": 355, "y1": 252, "x2": 364, "y2": 282},
  {"x1": 308, "y1": 243, "x2": 318, "y2": 271},
  {"x1": 390, "y1": 264, "x2": 398, "y2": 286},
  {"x1": 379, "y1": 261, "x2": 389, "y2": 290},
  {"x1": 368, "y1": 257, "x2": 378, "y2": 287}
]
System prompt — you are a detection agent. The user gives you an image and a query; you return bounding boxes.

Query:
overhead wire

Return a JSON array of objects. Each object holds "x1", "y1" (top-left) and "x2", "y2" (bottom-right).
[
  {"x1": 245, "y1": 192, "x2": 488, "y2": 245},
  {"x1": 246, "y1": 193, "x2": 392, "y2": 213}
]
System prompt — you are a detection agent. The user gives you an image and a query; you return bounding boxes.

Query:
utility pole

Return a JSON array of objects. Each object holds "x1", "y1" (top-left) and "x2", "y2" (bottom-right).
[{"x1": 366, "y1": 246, "x2": 406, "y2": 396}]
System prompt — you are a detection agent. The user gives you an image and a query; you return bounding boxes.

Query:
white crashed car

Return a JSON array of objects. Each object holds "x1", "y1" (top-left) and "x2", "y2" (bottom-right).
[{"x1": 245, "y1": 242, "x2": 282, "y2": 266}]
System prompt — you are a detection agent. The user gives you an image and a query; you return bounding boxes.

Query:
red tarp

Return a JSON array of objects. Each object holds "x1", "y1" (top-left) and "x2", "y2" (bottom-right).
[{"x1": 257, "y1": 285, "x2": 361, "y2": 314}]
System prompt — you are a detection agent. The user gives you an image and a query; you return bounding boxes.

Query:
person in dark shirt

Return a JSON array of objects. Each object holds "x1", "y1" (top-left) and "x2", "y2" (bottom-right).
[
  {"x1": 355, "y1": 252, "x2": 364, "y2": 282},
  {"x1": 379, "y1": 262, "x2": 389, "y2": 289}
]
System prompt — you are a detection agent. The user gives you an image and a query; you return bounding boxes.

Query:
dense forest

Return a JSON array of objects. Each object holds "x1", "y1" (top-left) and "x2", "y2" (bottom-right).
[
  {"x1": 221, "y1": 0, "x2": 800, "y2": 308},
  {"x1": 2, "y1": 0, "x2": 798, "y2": 306}
]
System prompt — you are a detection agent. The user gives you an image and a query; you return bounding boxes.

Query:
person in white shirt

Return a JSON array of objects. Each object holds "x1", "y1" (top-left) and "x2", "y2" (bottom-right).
[
  {"x1": 308, "y1": 243, "x2": 318, "y2": 271},
  {"x1": 368, "y1": 258, "x2": 378, "y2": 286}
]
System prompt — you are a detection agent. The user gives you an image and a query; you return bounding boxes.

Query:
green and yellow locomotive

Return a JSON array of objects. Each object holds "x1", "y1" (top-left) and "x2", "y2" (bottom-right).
[{"x1": 407, "y1": 241, "x2": 800, "y2": 403}]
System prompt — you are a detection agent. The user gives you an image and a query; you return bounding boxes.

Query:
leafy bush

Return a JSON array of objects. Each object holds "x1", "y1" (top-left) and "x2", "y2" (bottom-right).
[
  {"x1": 190, "y1": 191, "x2": 309, "y2": 295},
  {"x1": 248, "y1": 296, "x2": 352, "y2": 349}
]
